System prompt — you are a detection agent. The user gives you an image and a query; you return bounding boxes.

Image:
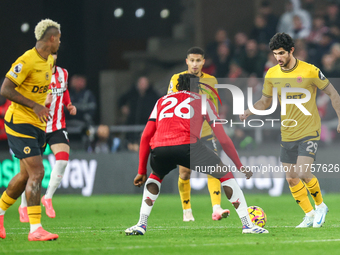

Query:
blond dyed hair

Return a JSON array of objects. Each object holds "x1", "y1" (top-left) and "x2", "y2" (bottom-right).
[{"x1": 34, "y1": 19, "x2": 60, "y2": 41}]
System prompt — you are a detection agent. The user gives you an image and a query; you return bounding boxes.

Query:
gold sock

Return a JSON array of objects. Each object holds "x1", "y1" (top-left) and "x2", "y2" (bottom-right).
[
  {"x1": 289, "y1": 180, "x2": 313, "y2": 213},
  {"x1": 305, "y1": 176, "x2": 323, "y2": 206},
  {"x1": 27, "y1": 206, "x2": 41, "y2": 225},
  {"x1": 207, "y1": 175, "x2": 221, "y2": 208},
  {"x1": 0, "y1": 191, "x2": 16, "y2": 211},
  {"x1": 178, "y1": 177, "x2": 191, "y2": 210}
]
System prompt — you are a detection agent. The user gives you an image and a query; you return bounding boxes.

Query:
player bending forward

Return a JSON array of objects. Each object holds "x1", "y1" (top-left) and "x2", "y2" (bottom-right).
[{"x1": 125, "y1": 74, "x2": 269, "y2": 235}]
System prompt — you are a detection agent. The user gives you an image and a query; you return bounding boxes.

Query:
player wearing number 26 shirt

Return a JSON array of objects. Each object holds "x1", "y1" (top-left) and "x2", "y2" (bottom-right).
[{"x1": 125, "y1": 73, "x2": 269, "y2": 235}]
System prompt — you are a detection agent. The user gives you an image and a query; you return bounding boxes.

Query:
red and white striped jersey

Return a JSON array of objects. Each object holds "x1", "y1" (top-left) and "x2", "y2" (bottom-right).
[{"x1": 45, "y1": 66, "x2": 71, "y2": 133}]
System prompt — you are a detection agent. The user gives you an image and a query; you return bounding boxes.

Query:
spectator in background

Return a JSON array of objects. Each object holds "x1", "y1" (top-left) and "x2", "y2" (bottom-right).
[
  {"x1": 237, "y1": 39, "x2": 267, "y2": 77},
  {"x1": 233, "y1": 32, "x2": 248, "y2": 60},
  {"x1": 321, "y1": 54, "x2": 340, "y2": 77},
  {"x1": 250, "y1": 14, "x2": 272, "y2": 47},
  {"x1": 65, "y1": 75, "x2": 97, "y2": 145},
  {"x1": 291, "y1": 15, "x2": 311, "y2": 39},
  {"x1": 214, "y1": 43, "x2": 231, "y2": 77},
  {"x1": 307, "y1": 16, "x2": 329, "y2": 45},
  {"x1": 88, "y1": 124, "x2": 113, "y2": 153},
  {"x1": 118, "y1": 76, "x2": 159, "y2": 151},
  {"x1": 330, "y1": 42, "x2": 340, "y2": 71},
  {"x1": 0, "y1": 79, "x2": 10, "y2": 151},
  {"x1": 206, "y1": 28, "x2": 232, "y2": 65},
  {"x1": 277, "y1": 0, "x2": 312, "y2": 38},
  {"x1": 258, "y1": 0, "x2": 279, "y2": 38},
  {"x1": 324, "y1": 1, "x2": 340, "y2": 28}
]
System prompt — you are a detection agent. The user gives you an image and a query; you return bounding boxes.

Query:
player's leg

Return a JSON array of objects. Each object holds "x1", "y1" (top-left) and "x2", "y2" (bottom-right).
[
  {"x1": 0, "y1": 160, "x2": 29, "y2": 239},
  {"x1": 296, "y1": 152, "x2": 328, "y2": 228},
  {"x1": 203, "y1": 137, "x2": 228, "y2": 220},
  {"x1": 42, "y1": 141, "x2": 70, "y2": 218},
  {"x1": 178, "y1": 165, "x2": 194, "y2": 221},
  {"x1": 125, "y1": 173, "x2": 162, "y2": 235},
  {"x1": 22, "y1": 155, "x2": 58, "y2": 241},
  {"x1": 284, "y1": 162, "x2": 315, "y2": 228},
  {"x1": 19, "y1": 191, "x2": 29, "y2": 223},
  {"x1": 281, "y1": 140, "x2": 315, "y2": 228}
]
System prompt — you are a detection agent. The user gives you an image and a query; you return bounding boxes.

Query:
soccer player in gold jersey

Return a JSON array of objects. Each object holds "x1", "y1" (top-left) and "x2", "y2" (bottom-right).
[
  {"x1": 0, "y1": 19, "x2": 61, "y2": 241},
  {"x1": 168, "y1": 47, "x2": 230, "y2": 221},
  {"x1": 241, "y1": 33, "x2": 340, "y2": 228}
]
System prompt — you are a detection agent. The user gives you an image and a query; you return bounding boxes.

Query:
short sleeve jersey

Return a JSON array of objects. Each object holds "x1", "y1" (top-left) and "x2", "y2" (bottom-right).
[
  {"x1": 262, "y1": 59, "x2": 329, "y2": 141},
  {"x1": 5, "y1": 47, "x2": 54, "y2": 130},
  {"x1": 167, "y1": 71, "x2": 218, "y2": 138}
]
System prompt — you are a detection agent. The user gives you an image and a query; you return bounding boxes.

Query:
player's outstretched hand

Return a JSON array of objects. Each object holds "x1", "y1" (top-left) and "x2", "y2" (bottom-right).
[
  {"x1": 67, "y1": 103, "x2": 77, "y2": 115},
  {"x1": 239, "y1": 112, "x2": 249, "y2": 121},
  {"x1": 240, "y1": 166, "x2": 253, "y2": 179},
  {"x1": 134, "y1": 174, "x2": 147, "y2": 187},
  {"x1": 33, "y1": 103, "x2": 51, "y2": 123}
]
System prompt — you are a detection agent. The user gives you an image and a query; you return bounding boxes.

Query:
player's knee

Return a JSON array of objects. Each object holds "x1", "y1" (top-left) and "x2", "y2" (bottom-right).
[
  {"x1": 286, "y1": 177, "x2": 299, "y2": 187},
  {"x1": 179, "y1": 167, "x2": 191, "y2": 180},
  {"x1": 146, "y1": 183, "x2": 159, "y2": 195}
]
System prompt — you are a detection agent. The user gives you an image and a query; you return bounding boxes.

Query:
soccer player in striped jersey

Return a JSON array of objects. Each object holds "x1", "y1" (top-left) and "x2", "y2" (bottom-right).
[
  {"x1": 241, "y1": 33, "x2": 340, "y2": 228},
  {"x1": 125, "y1": 73, "x2": 268, "y2": 235},
  {"x1": 0, "y1": 19, "x2": 60, "y2": 241},
  {"x1": 168, "y1": 47, "x2": 229, "y2": 222},
  {"x1": 19, "y1": 52, "x2": 76, "y2": 221}
]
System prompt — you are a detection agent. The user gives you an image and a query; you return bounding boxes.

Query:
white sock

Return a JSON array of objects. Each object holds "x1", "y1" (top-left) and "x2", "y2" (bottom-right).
[
  {"x1": 21, "y1": 191, "x2": 27, "y2": 207},
  {"x1": 45, "y1": 160, "x2": 68, "y2": 199},
  {"x1": 0, "y1": 208, "x2": 5, "y2": 216},
  {"x1": 183, "y1": 208, "x2": 192, "y2": 214},
  {"x1": 315, "y1": 202, "x2": 326, "y2": 209},
  {"x1": 213, "y1": 204, "x2": 221, "y2": 212},
  {"x1": 306, "y1": 210, "x2": 315, "y2": 217},
  {"x1": 30, "y1": 223, "x2": 42, "y2": 233},
  {"x1": 221, "y1": 179, "x2": 254, "y2": 228},
  {"x1": 138, "y1": 177, "x2": 161, "y2": 226}
]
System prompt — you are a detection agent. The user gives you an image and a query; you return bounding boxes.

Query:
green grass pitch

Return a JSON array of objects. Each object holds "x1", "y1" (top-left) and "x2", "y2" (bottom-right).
[{"x1": 0, "y1": 193, "x2": 340, "y2": 255}]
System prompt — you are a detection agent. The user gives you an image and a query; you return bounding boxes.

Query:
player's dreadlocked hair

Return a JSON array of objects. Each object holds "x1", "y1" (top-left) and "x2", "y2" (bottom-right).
[
  {"x1": 269, "y1": 32, "x2": 295, "y2": 53},
  {"x1": 176, "y1": 73, "x2": 199, "y2": 92}
]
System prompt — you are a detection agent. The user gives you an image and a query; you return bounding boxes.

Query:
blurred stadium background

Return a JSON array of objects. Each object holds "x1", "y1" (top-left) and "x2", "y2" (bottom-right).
[{"x1": 0, "y1": 0, "x2": 340, "y2": 197}]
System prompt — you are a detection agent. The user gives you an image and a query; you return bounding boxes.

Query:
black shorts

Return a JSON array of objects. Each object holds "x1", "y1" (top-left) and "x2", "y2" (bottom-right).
[
  {"x1": 280, "y1": 135, "x2": 320, "y2": 164},
  {"x1": 5, "y1": 120, "x2": 46, "y2": 159},
  {"x1": 150, "y1": 140, "x2": 220, "y2": 179},
  {"x1": 46, "y1": 129, "x2": 69, "y2": 146},
  {"x1": 201, "y1": 134, "x2": 217, "y2": 152}
]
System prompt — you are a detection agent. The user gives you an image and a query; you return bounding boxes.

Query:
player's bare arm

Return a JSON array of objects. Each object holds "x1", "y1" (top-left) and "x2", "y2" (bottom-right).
[
  {"x1": 67, "y1": 103, "x2": 77, "y2": 115},
  {"x1": 240, "y1": 95, "x2": 272, "y2": 121},
  {"x1": 134, "y1": 174, "x2": 147, "y2": 187},
  {"x1": 1, "y1": 78, "x2": 51, "y2": 123},
  {"x1": 322, "y1": 83, "x2": 340, "y2": 133}
]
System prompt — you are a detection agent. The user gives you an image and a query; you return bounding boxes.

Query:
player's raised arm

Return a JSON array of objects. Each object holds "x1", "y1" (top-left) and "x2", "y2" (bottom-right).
[
  {"x1": 240, "y1": 95, "x2": 272, "y2": 121},
  {"x1": 322, "y1": 83, "x2": 340, "y2": 133}
]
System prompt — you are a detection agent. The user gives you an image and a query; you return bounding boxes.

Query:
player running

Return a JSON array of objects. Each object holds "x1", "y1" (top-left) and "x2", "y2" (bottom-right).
[
  {"x1": 241, "y1": 32, "x2": 340, "y2": 228},
  {"x1": 125, "y1": 73, "x2": 269, "y2": 235}
]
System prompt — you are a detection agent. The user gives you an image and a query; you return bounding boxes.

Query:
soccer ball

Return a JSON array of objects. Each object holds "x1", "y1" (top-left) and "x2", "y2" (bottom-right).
[{"x1": 247, "y1": 206, "x2": 267, "y2": 227}]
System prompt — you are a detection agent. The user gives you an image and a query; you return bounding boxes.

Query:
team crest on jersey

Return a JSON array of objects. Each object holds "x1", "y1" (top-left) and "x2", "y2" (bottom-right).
[
  {"x1": 23, "y1": 146, "x2": 31, "y2": 154},
  {"x1": 318, "y1": 70, "x2": 326, "y2": 80},
  {"x1": 297, "y1": 76, "x2": 302, "y2": 83},
  {"x1": 13, "y1": 63, "x2": 23, "y2": 73},
  {"x1": 45, "y1": 72, "x2": 50, "y2": 80},
  {"x1": 58, "y1": 77, "x2": 63, "y2": 83},
  {"x1": 285, "y1": 83, "x2": 291, "y2": 87}
]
